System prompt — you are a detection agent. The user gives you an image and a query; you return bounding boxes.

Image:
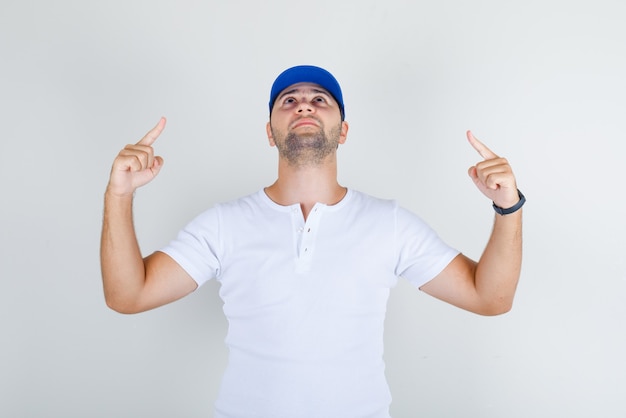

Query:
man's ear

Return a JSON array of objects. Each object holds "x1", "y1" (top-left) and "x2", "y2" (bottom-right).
[
  {"x1": 266, "y1": 121, "x2": 276, "y2": 147},
  {"x1": 338, "y1": 121, "x2": 349, "y2": 145}
]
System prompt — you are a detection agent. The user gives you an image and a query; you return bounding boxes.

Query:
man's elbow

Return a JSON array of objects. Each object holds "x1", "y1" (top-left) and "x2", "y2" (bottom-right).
[
  {"x1": 476, "y1": 298, "x2": 514, "y2": 316},
  {"x1": 104, "y1": 293, "x2": 143, "y2": 315}
]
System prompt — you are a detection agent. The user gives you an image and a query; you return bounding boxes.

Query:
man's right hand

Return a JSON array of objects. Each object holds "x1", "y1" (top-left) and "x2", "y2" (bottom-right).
[{"x1": 106, "y1": 117, "x2": 167, "y2": 197}]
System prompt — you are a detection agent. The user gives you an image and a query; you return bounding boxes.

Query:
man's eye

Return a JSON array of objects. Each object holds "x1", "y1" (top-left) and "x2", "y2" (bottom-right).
[
  {"x1": 284, "y1": 98, "x2": 296, "y2": 104},
  {"x1": 313, "y1": 96, "x2": 326, "y2": 103}
]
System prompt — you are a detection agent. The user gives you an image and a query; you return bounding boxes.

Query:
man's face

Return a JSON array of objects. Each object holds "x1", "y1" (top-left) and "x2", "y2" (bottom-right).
[{"x1": 267, "y1": 82, "x2": 348, "y2": 167}]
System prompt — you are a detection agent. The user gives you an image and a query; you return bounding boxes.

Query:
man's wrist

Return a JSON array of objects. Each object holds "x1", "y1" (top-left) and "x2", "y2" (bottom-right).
[
  {"x1": 104, "y1": 188, "x2": 136, "y2": 207},
  {"x1": 492, "y1": 189, "x2": 525, "y2": 215}
]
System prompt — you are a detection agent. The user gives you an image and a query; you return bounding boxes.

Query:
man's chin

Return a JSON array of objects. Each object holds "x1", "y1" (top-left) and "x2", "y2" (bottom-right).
[{"x1": 287, "y1": 133, "x2": 324, "y2": 146}]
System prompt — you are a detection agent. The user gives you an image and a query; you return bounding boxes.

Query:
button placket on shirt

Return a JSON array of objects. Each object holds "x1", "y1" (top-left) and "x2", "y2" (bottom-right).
[{"x1": 292, "y1": 204, "x2": 324, "y2": 272}]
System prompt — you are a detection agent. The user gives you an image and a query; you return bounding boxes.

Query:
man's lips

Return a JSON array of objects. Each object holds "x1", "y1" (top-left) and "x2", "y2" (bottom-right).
[{"x1": 290, "y1": 118, "x2": 320, "y2": 129}]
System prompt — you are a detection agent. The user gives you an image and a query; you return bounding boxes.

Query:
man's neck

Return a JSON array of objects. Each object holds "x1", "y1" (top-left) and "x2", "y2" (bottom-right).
[{"x1": 264, "y1": 159, "x2": 346, "y2": 220}]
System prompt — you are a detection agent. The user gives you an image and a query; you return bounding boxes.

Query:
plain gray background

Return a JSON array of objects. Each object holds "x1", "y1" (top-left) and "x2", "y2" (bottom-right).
[{"x1": 2, "y1": 0, "x2": 625, "y2": 417}]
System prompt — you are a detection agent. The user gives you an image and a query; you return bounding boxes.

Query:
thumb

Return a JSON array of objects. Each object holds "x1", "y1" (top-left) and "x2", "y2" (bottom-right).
[
  {"x1": 467, "y1": 165, "x2": 483, "y2": 189},
  {"x1": 468, "y1": 165, "x2": 478, "y2": 180},
  {"x1": 150, "y1": 156, "x2": 165, "y2": 177}
]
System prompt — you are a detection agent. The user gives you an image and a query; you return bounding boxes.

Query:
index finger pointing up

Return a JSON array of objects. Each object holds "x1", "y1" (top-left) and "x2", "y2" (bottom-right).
[
  {"x1": 136, "y1": 117, "x2": 167, "y2": 146},
  {"x1": 467, "y1": 130, "x2": 498, "y2": 160}
]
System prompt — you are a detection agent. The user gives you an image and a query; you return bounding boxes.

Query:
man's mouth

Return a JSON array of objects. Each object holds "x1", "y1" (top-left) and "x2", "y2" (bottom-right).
[{"x1": 291, "y1": 118, "x2": 320, "y2": 129}]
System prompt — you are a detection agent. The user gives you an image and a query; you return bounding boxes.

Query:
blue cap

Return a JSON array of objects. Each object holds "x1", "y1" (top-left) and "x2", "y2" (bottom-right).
[{"x1": 269, "y1": 65, "x2": 345, "y2": 120}]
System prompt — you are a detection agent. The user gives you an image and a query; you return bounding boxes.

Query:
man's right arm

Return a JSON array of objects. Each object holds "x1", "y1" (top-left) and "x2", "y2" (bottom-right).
[{"x1": 100, "y1": 118, "x2": 197, "y2": 314}]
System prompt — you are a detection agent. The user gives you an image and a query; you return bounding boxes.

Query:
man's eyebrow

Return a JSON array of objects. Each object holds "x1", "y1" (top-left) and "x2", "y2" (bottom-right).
[{"x1": 310, "y1": 88, "x2": 331, "y2": 95}]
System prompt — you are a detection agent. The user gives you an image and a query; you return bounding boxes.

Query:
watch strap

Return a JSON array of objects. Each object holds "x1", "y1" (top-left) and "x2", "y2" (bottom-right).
[{"x1": 493, "y1": 189, "x2": 526, "y2": 215}]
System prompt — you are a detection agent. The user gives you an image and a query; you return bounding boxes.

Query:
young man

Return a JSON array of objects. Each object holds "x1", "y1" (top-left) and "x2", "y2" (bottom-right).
[{"x1": 101, "y1": 65, "x2": 524, "y2": 417}]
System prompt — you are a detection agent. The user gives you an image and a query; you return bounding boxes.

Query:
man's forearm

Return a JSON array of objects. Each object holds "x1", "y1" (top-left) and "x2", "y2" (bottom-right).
[
  {"x1": 100, "y1": 191, "x2": 146, "y2": 312},
  {"x1": 474, "y1": 210, "x2": 523, "y2": 314}
]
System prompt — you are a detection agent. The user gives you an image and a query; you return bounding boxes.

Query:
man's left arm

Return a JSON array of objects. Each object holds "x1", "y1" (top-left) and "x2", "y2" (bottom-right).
[{"x1": 420, "y1": 131, "x2": 523, "y2": 316}]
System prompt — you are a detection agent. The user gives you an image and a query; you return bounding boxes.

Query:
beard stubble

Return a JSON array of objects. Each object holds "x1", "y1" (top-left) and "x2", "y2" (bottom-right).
[{"x1": 272, "y1": 122, "x2": 342, "y2": 168}]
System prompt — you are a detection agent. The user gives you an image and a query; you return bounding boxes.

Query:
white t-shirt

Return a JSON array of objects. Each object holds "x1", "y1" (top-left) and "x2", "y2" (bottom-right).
[{"x1": 161, "y1": 189, "x2": 459, "y2": 418}]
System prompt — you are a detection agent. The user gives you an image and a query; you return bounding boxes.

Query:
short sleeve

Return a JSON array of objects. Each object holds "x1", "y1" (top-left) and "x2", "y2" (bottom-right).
[
  {"x1": 394, "y1": 206, "x2": 459, "y2": 288},
  {"x1": 159, "y1": 207, "x2": 222, "y2": 287}
]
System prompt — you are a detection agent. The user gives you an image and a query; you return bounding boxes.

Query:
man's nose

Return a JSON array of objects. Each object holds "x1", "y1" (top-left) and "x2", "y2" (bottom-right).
[{"x1": 296, "y1": 100, "x2": 314, "y2": 114}]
